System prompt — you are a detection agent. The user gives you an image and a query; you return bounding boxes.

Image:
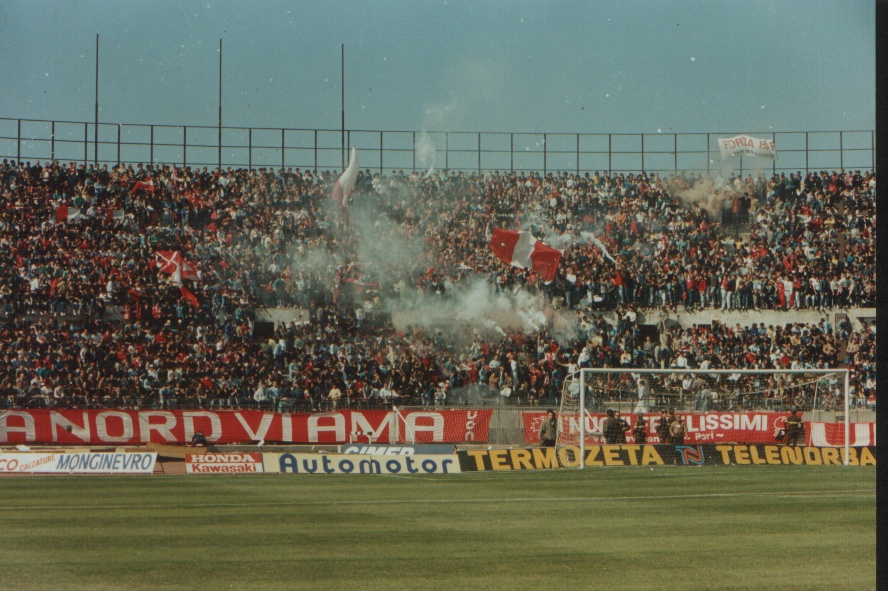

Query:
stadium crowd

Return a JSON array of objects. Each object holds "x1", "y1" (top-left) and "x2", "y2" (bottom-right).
[{"x1": 0, "y1": 158, "x2": 876, "y2": 412}]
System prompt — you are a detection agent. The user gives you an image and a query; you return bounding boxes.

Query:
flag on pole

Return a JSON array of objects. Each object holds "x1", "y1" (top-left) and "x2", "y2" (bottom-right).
[
  {"x1": 331, "y1": 147, "x2": 359, "y2": 207},
  {"x1": 155, "y1": 251, "x2": 181, "y2": 275},
  {"x1": 181, "y1": 259, "x2": 200, "y2": 281},
  {"x1": 55, "y1": 206, "x2": 84, "y2": 223},
  {"x1": 155, "y1": 251, "x2": 200, "y2": 285},
  {"x1": 490, "y1": 228, "x2": 562, "y2": 281},
  {"x1": 180, "y1": 286, "x2": 200, "y2": 307}
]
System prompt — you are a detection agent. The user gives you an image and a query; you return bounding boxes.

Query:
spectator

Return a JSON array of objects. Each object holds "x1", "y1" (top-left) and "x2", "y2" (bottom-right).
[{"x1": 0, "y1": 160, "x2": 874, "y2": 412}]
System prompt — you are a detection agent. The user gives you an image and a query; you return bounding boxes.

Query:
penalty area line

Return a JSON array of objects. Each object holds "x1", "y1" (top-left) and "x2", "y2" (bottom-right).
[{"x1": 0, "y1": 489, "x2": 873, "y2": 512}]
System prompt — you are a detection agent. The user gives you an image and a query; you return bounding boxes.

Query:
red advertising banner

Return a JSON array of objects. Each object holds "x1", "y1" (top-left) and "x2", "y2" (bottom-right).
[
  {"x1": 396, "y1": 408, "x2": 493, "y2": 443},
  {"x1": 0, "y1": 409, "x2": 493, "y2": 446},
  {"x1": 810, "y1": 422, "x2": 877, "y2": 447},
  {"x1": 521, "y1": 411, "x2": 876, "y2": 446}
]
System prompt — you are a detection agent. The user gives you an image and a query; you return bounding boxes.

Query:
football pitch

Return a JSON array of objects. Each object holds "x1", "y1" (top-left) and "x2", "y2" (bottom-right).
[{"x1": 0, "y1": 466, "x2": 875, "y2": 591}]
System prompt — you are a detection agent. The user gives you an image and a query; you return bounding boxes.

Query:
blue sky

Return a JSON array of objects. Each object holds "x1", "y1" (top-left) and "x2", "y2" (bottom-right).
[{"x1": 0, "y1": 0, "x2": 873, "y2": 136}]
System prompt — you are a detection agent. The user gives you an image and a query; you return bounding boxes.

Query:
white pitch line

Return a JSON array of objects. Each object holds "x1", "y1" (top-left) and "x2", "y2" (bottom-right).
[{"x1": 0, "y1": 489, "x2": 873, "y2": 512}]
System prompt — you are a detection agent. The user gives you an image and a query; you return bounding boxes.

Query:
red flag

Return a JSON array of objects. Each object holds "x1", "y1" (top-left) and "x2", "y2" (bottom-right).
[
  {"x1": 180, "y1": 286, "x2": 199, "y2": 307},
  {"x1": 489, "y1": 228, "x2": 562, "y2": 281},
  {"x1": 155, "y1": 251, "x2": 199, "y2": 283},
  {"x1": 55, "y1": 206, "x2": 84, "y2": 223},
  {"x1": 529, "y1": 241, "x2": 562, "y2": 282},
  {"x1": 132, "y1": 179, "x2": 155, "y2": 193},
  {"x1": 155, "y1": 251, "x2": 181, "y2": 274},
  {"x1": 331, "y1": 147, "x2": 359, "y2": 207}
]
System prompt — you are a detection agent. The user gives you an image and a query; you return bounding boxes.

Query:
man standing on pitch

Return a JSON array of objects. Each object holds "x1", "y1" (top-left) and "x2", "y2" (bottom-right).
[
  {"x1": 669, "y1": 414, "x2": 687, "y2": 445},
  {"x1": 656, "y1": 410, "x2": 673, "y2": 444},
  {"x1": 783, "y1": 409, "x2": 805, "y2": 446},
  {"x1": 632, "y1": 412, "x2": 647, "y2": 444},
  {"x1": 614, "y1": 410, "x2": 631, "y2": 443},
  {"x1": 539, "y1": 409, "x2": 558, "y2": 448}
]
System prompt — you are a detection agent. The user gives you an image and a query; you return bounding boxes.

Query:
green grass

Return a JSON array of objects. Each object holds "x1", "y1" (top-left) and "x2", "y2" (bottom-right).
[{"x1": 0, "y1": 466, "x2": 875, "y2": 591}]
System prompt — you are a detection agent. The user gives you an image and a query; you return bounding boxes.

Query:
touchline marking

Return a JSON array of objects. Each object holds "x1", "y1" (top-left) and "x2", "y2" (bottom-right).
[{"x1": 0, "y1": 490, "x2": 873, "y2": 512}]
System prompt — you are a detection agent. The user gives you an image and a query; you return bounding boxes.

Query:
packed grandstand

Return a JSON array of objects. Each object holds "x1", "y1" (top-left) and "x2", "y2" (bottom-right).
[{"x1": 0, "y1": 158, "x2": 876, "y2": 414}]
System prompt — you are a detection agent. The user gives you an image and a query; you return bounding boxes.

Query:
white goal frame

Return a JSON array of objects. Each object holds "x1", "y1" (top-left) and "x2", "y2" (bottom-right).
[{"x1": 576, "y1": 368, "x2": 852, "y2": 466}]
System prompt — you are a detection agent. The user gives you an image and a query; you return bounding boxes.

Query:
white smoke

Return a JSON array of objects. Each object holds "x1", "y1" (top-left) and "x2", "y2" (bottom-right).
[
  {"x1": 546, "y1": 230, "x2": 616, "y2": 263},
  {"x1": 671, "y1": 177, "x2": 728, "y2": 220},
  {"x1": 415, "y1": 131, "x2": 437, "y2": 179},
  {"x1": 391, "y1": 280, "x2": 550, "y2": 341},
  {"x1": 348, "y1": 199, "x2": 427, "y2": 281}
]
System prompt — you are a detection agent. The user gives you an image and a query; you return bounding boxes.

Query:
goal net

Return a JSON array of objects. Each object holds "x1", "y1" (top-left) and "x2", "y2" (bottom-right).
[
  {"x1": 387, "y1": 368, "x2": 857, "y2": 461},
  {"x1": 556, "y1": 368, "x2": 852, "y2": 465}
]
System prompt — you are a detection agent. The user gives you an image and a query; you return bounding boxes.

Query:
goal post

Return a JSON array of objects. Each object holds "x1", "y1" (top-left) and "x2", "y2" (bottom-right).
[{"x1": 566, "y1": 368, "x2": 852, "y2": 466}]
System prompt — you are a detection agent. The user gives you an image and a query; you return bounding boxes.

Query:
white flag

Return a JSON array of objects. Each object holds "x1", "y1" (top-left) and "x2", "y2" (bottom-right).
[{"x1": 331, "y1": 147, "x2": 360, "y2": 207}]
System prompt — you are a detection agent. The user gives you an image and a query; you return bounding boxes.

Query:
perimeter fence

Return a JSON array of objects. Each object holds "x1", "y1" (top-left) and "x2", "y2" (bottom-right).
[{"x1": 0, "y1": 117, "x2": 874, "y2": 177}]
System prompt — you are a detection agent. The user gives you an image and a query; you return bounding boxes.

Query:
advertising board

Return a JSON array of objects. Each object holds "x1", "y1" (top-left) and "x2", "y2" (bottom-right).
[
  {"x1": 457, "y1": 445, "x2": 877, "y2": 471},
  {"x1": 0, "y1": 409, "x2": 491, "y2": 445},
  {"x1": 185, "y1": 453, "x2": 264, "y2": 473},
  {"x1": 340, "y1": 444, "x2": 455, "y2": 455},
  {"x1": 0, "y1": 452, "x2": 157, "y2": 474},
  {"x1": 522, "y1": 410, "x2": 876, "y2": 446},
  {"x1": 263, "y1": 453, "x2": 460, "y2": 474}
]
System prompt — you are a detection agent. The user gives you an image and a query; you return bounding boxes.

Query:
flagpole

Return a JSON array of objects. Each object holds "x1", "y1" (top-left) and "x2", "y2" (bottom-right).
[
  {"x1": 94, "y1": 34, "x2": 99, "y2": 166},
  {"x1": 218, "y1": 38, "x2": 223, "y2": 171},
  {"x1": 341, "y1": 43, "x2": 345, "y2": 169}
]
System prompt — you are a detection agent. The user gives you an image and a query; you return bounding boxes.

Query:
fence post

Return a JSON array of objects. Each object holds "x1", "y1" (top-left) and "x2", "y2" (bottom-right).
[
  {"x1": 839, "y1": 131, "x2": 843, "y2": 171},
  {"x1": 84, "y1": 123, "x2": 88, "y2": 165},
  {"x1": 641, "y1": 134, "x2": 645, "y2": 173},
  {"x1": 608, "y1": 134, "x2": 612, "y2": 174},
  {"x1": 17, "y1": 119, "x2": 21, "y2": 164},
  {"x1": 51, "y1": 121, "x2": 55, "y2": 162},
  {"x1": 805, "y1": 132, "x2": 809, "y2": 175},
  {"x1": 543, "y1": 133, "x2": 547, "y2": 176},
  {"x1": 576, "y1": 133, "x2": 580, "y2": 175},
  {"x1": 313, "y1": 130, "x2": 318, "y2": 171},
  {"x1": 478, "y1": 132, "x2": 481, "y2": 174},
  {"x1": 772, "y1": 132, "x2": 776, "y2": 176},
  {"x1": 150, "y1": 125, "x2": 154, "y2": 166},
  {"x1": 674, "y1": 134, "x2": 678, "y2": 173},
  {"x1": 381, "y1": 131, "x2": 384, "y2": 175},
  {"x1": 706, "y1": 133, "x2": 710, "y2": 175},
  {"x1": 445, "y1": 132, "x2": 449, "y2": 171},
  {"x1": 116, "y1": 124, "x2": 121, "y2": 165},
  {"x1": 280, "y1": 128, "x2": 283, "y2": 171},
  {"x1": 510, "y1": 133, "x2": 513, "y2": 173},
  {"x1": 183, "y1": 126, "x2": 187, "y2": 167},
  {"x1": 411, "y1": 131, "x2": 415, "y2": 173}
]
